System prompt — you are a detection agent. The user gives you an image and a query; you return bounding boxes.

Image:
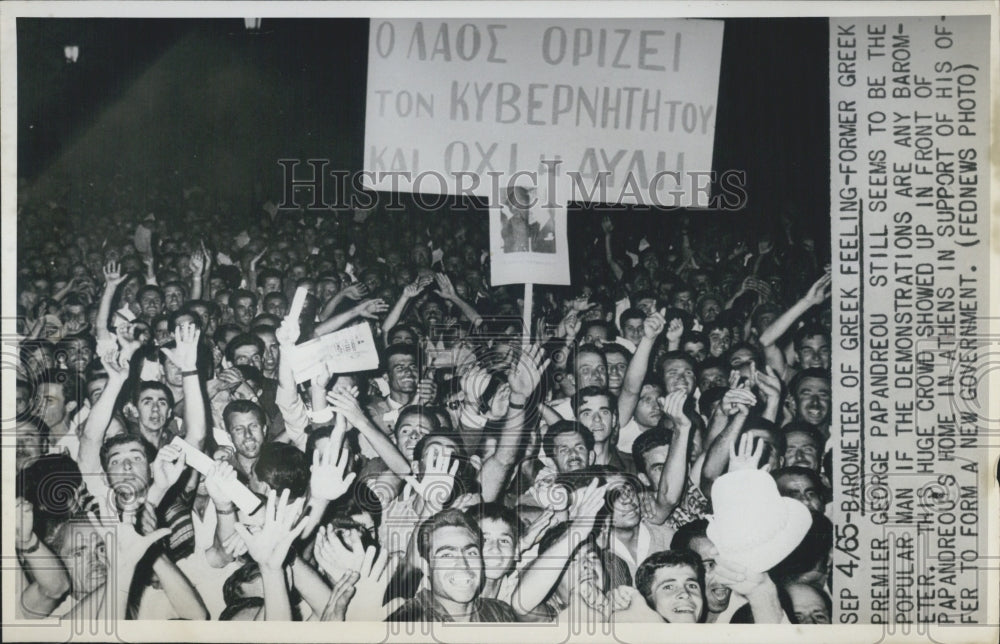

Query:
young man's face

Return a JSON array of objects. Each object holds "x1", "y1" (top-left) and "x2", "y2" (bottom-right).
[
  {"x1": 698, "y1": 366, "x2": 726, "y2": 394},
  {"x1": 154, "y1": 319, "x2": 171, "y2": 346},
  {"x1": 577, "y1": 394, "x2": 616, "y2": 446},
  {"x1": 428, "y1": 525, "x2": 483, "y2": 605},
  {"x1": 86, "y1": 377, "x2": 108, "y2": 407},
  {"x1": 59, "y1": 524, "x2": 109, "y2": 597},
  {"x1": 635, "y1": 384, "x2": 664, "y2": 428},
  {"x1": 560, "y1": 544, "x2": 605, "y2": 598},
  {"x1": 232, "y1": 343, "x2": 263, "y2": 371},
  {"x1": 136, "y1": 387, "x2": 171, "y2": 432},
  {"x1": 797, "y1": 334, "x2": 831, "y2": 370},
  {"x1": 794, "y1": 377, "x2": 831, "y2": 427},
  {"x1": 551, "y1": 431, "x2": 592, "y2": 474},
  {"x1": 610, "y1": 482, "x2": 641, "y2": 529},
  {"x1": 105, "y1": 439, "x2": 152, "y2": 492},
  {"x1": 233, "y1": 296, "x2": 256, "y2": 328},
  {"x1": 394, "y1": 413, "x2": 434, "y2": 462},
  {"x1": 386, "y1": 353, "x2": 418, "y2": 395},
  {"x1": 638, "y1": 443, "x2": 670, "y2": 490},
  {"x1": 707, "y1": 328, "x2": 732, "y2": 357},
  {"x1": 389, "y1": 327, "x2": 416, "y2": 346},
  {"x1": 264, "y1": 295, "x2": 288, "y2": 319},
  {"x1": 36, "y1": 382, "x2": 69, "y2": 428},
  {"x1": 261, "y1": 276, "x2": 283, "y2": 296},
  {"x1": 163, "y1": 284, "x2": 185, "y2": 312},
  {"x1": 139, "y1": 290, "x2": 164, "y2": 320},
  {"x1": 621, "y1": 317, "x2": 645, "y2": 347},
  {"x1": 687, "y1": 536, "x2": 731, "y2": 614},
  {"x1": 682, "y1": 340, "x2": 707, "y2": 365},
  {"x1": 648, "y1": 564, "x2": 704, "y2": 623},
  {"x1": 63, "y1": 338, "x2": 93, "y2": 373},
  {"x1": 660, "y1": 358, "x2": 695, "y2": 396},
  {"x1": 784, "y1": 430, "x2": 822, "y2": 470},
  {"x1": 16, "y1": 420, "x2": 46, "y2": 470},
  {"x1": 256, "y1": 330, "x2": 280, "y2": 377},
  {"x1": 582, "y1": 325, "x2": 609, "y2": 346},
  {"x1": 227, "y1": 410, "x2": 265, "y2": 460},
  {"x1": 787, "y1": 583, "x2": 831, "y2": 624},
  {"x1": 698, "y1": 298, "x2": 721, "y2": 324},
  {"x1": 572, "y1": 351, "x2": 607, "y2": 390},
  {"x1": 672, "y1": 290, "x2": 694, "y2": 314},
  {"x1": 480, "y1": 518, "x2": 517, "y2": 581},
  {"x1": 605, "y1": 353, "x2": 628, "y2": 395},
  {"x1": 776, "y1": 472, "x2": 825, "y2": 513}
]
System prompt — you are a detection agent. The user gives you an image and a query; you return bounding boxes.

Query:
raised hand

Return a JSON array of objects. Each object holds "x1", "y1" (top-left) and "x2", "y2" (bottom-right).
[
  {"x1": 403, "y1": 444, "x2": 459, "y2": 512},
  {"x1": 601, "y1": 215, "x2": 614, "y2": 234},
  {"x1": 729, "y1": 432, "x2": 768, "y2": 472},
  {"x1": 314, "y1": 525, "x2": 366, "y2": 579},
  {"x1": 325, "y1": 388, "x2": 366, "y2": 429},
  {"x1": 804, "y1": 270, "x2": 832, "y2": 307},
  {"x1": 188, "y1": 250, "x2": 205, "y2": 277},
  {"x1": 568, "y1": 478, "x2": 609, "y2": 533},
  {"x1": 103, "y1": 260, "x2": 125, "y2": 289},
  {"x1": 721, "y1": 382, "x2": 758, "y2": 417},
  {"x1": 665, "y1": 316, "x2": 684, "y2": 344},
  {"x1": 161, "y1": 323, "x2": 201, "y2": 371},
  {"x1": 432, "y1": 272, "x2": 457, "y2": 300},
  {"x1": 341, "y1": 283, "x2": 368, "y2": 301},
  {"x1": 659, "y1": 390, "x2": 691, "y2": 431},
  {"x1": 752, "y1": 363, "x2": 782, "y2": 403},
  {"x1": 355, "y1": 298, "x2": 388, "y2": 319},
  {"x1": 343, "y1": 546, "x2": 390, "y2": 622},
  {"x1": 714, "y1": 556, "x2": 773, "y2": 597},
  {"x1": 519, "y1": 507, "x2": 555, "y2": 553},
  {"x1": 232, "y1": 489, "x2": 309, "y2": 572},
  {"x1": 310, "y1": 441, "x2": 356, "y2": 501},
  {"x1": 642, "y1": 308, "x2": 667, "y2": 340},
  {"x1": 150, "y1": 443, "x2": 188, "y2": 492},
  {"x1": 99, "y1": 347, "x2": 130, "y2": 383},
  {"x1": 204, "y1": 460, "x2": 238, "y2": 509},
  {"x1": 321, "y1": 571, "x2": 359, "y2": 621},
  {"x1": 507, "y1": 343, "x2": 550, "y2": 398}
]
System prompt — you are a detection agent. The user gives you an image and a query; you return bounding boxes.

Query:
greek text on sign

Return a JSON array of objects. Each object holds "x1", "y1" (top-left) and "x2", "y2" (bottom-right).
[{"x1": 364, "y1": 19, "x2": 724, "y2": 206}]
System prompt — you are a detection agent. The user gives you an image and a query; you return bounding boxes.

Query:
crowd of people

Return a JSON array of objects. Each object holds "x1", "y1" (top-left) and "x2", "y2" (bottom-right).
[{"x1": 13, "y1": 175, "x2": 834, "y2": 625}]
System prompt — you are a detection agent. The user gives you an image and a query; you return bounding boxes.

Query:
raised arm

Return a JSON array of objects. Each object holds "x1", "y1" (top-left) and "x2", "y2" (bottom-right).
[
  {"x1": 161, "y1": 323, "x2": 206, "y2": 450},
  {"x1": 759, "y1": 271, "x2": 831, "y2": 376},
  {"x1": 699, "y1": 387, "x2": 757, "y2": 498},
  {"x1": 381, "y1": 277, "x2": 430, "y2": 344},
  {"x1": 511, "y1": 479, "x2": 606, "y2": 615},
  {"x1": 313, "y1": 299, "x2": 387, "y2": 339},
  {"x1": 618, "y1": 309, "x2": 664, "y2": 424},
  {"x1": 16, "y1": 498, "x2": 70, "y2": 618},
  {"x1": 480, "y1": 344, "x2": 549, "y2": 503},
  {"x1": 326, "y1": 389, "x2": 410, "y2": 476},
  {"x1": 150, "y1": 554, "x2": 209, "y2": 620},
  {"x1": 644, "y1": 391, "x2": 691, "y2": 523},
  {"x1": 433, "y1": 273, "x2": 481, "y2": 327},
  {"x1": 601, "y1": 216, "x2": 625, "y2": 281},
  {"x1": 78, "y1": 349, "x2": 130, "y2": 474},
  {"x1": 96, "y1": 261, "x2": 126, "y2": 344}
]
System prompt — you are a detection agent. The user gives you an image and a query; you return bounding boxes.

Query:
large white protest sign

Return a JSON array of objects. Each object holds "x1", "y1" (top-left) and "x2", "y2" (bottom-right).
[
  {"x1": 284, "y1": 322, "x2": 380, "y2": 384},
  {"x1": 364, "y1": 19, "x2": 724, "y2": 207}
]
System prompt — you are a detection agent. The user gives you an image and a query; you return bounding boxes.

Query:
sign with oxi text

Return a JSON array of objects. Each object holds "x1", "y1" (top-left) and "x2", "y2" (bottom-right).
[{"x1": 363, "y1": 19, "x2": 724, "y2": 207}]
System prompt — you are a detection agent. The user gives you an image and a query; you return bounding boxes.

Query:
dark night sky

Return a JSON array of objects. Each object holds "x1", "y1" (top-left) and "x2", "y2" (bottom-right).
[{"x1": 17, "y1": 17, "x2": 829, "y2": 246}]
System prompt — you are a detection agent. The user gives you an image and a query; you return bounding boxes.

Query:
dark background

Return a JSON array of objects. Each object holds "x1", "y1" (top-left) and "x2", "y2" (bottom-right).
[{"x1": 17, "y1": 18, "x2": 829, "y2": 250}]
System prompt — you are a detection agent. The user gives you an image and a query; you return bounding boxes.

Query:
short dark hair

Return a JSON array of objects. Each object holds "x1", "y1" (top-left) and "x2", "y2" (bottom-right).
[
  {"x1": 256, "y1": 268, "x2": 283, "y2": 290},
  {"x1": 394, "y1": 406, "x2": 441, "y2": 438},
  {"x1": 680, "y1": 330, "x2": 709, "y2": 349},
  {"x1": 467, "y1": 502, "x2": 523, "y2": 545},
  {"x1": 655, "y1": 350, "x2": 696, "y2": 376},
  {"x1": 99, "y1": 433, "x2": 157, "y2": 473},
  {"x1": 636, "y1": 549, "x2": 705, "y2": 612},
  {"x1": 697, "y1": 356, "x2": 727, "y2": 379},
  {"x1": 670, "y1": 518, "x2": 710, "y2": 551},
  {"x1": 631, "y1": 427, "x2": 672, "y2": 477},
  {"x1": 384, "y1": 342, "x2": 418, "y2": 365},
  {"x1": 792, "y1": 323, "x2": 829, "y2": 352},
  {"x1": 131, "y1": 379, "x2": 176, "y2": 409},
  {"x1": 565, "y1": 343, "x2": 605, "y2": 380},
  {"x1": 602, "y1": 342, "x2": 632, "y2": 364},
  {"x1": 223, "y1": 399, "x2": 267, "y2": 432},
  {"x1": 416, "y1": 509, "x2": 482, "y2": 563},
  {"x1": 254, "y1": 442, "x2": 310, "y2": 499},
  {"x1": 37, "y1": 368, "x2": 85, "y2": 408},
  {"x1": 571, "y1": 386, "x2": 617, "y2": 417},
  {"x1": 789, "y1": 368, "x2": 831, "y2": 400},
  {"x1": 698, "y1": 386, "x2": 728, "y2": 418},
  {"x1": 773, "y1": 465, "x2": 831, "y2": 503},
  {"x1": 223, "y1": 560, "x2": 261, "y2": 607},
  {"x1": 542, "y1": 420, "x2": 595, "y2": 460},
  {"x1": 782, "y1": 421, "x2": 826, "y2": 452},
  {"x1": 225, "y1": 333, "x2": 265, "y2": 364},
  {"x1": 231, "y1": 289, "x2": 259, "y2": 308},
  {"x1": 738, "y1": 417, "x2": 786, "y2": 459},
  {"x1": 618, "y1": 307, "x2": 645, "y2": 330}
]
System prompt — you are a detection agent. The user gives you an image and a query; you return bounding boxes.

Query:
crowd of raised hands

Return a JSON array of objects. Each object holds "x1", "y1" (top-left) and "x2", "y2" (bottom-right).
[{"x1": 15, "y1": 181, "x2": 834, "y2": 624}]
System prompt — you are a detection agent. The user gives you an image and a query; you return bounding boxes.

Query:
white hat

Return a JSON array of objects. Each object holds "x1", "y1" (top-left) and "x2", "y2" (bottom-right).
[{"x1": 707, "y1": 469, "x2": 812, "y2": 574}]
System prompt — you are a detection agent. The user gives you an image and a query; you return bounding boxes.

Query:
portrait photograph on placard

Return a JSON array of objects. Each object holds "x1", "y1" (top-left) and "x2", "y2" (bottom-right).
[{"x1": 2, "y1": 3, "x2": 995, "y2": 642}]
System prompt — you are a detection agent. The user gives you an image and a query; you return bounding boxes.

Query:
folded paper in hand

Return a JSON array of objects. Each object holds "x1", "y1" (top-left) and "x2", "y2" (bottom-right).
[{"x1": 285, "y1": 322, "x2": 380, "y2": 384}]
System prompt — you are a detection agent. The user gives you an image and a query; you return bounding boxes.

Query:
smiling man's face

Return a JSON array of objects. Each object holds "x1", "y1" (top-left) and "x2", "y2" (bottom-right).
[
  {"x1": 648, "y1": 563, "x2": 704, "y2": 623},
  {"x1": 428, "y1": 525, "x2": 483, "y2": 605}
]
